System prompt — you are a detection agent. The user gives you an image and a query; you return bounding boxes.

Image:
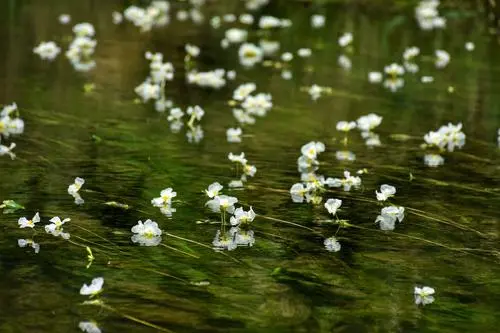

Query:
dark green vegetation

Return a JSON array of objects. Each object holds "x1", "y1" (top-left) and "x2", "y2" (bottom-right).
[{"x1": 1, "y1": 0, "x2": 500, "y2": 332}]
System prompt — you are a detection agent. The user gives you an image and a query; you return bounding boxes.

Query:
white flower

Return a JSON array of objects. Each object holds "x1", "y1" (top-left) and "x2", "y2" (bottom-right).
[
  {"x1": 230, "y1": 207, "x2": 256, "y2": 226},
  {"x1": 233, "y1": 83, "x2": 256, "y2": 101},
  {"x1": 311, "y1": 14, "x2": 325, "y2": 28},
  {"x1": 33, "y1": 41, "x2": 61, "y2": 61},
  {"x1": 79, "y1": 321, "x2": 101, "y2": 333},
  {"x1": 205, "y1": 195, "x2": 238, "y2": 213},
  {"x1": 205, "y1": 182, "x2": 223, "y2": 198},
  {"x1": 239, "y1": 14, "x2": 254, "y2": 25},
  {"x1": 324, "y1": 237, "x2": 341, "y2": 252},
  {"x1": 0, "y1": 142, "x2": 17, "y2": 160},
  {"x1": 151, "y1": 188, "x2": 177, "y2": 207},
  {"x1": 325, "y1": 171, "x2": 361, "y2": 191},
  {"x1": 297, "y1": 48, "x2": 312, "y2": 58},
  {"x1": 228, "y1": 152, "x2": 247, "y2": 165},
  {"x1": 335, "y1": 151, "x2": 356, "y2": 161},
  {"x1": 49, "y1": 216, "x2": 71, "y2": 228},
  {"x1": 238, "y1": 43, "x2": 263, "y2": 67},
  {"x1": 232, "y1": 109, "x2": 255, "y2": 125},
  {"x1": 186, "y1": 105, "x2": 205, "y2": 121},
  {"x1": 324, "y1": 199, "x2": 342, "y2": 215},
  {"x1": 300, "y1": 141, "x2": 325, "y2": 160},
  {"x1": 227, "y1": 127, "x2": 242, "y2": 143},
  {"x1": 73, "y1": 23, "x2": 95, "y2": 37},
  {"x1": 290, "y1": 183, "x2": 307, "y2": 203},
  {"x1": 167, "y1": 108, "x2": 184, "y2": 122},
  {"x1": 415, "y1": 0, "x2": 445, "y2": 30},
  {"x1": 259, "y1": 39, "x2": 280, "y2": 56},
  {"x1": 225, "y1": 28, "x2": 248, "y2": 44},
  {"x1": 384, "y1": 78, "x2": 405, "y2": 92},
  {"x1": 336, "y1": 121, "x2": 356, "y2": 132},
  {"x1": 375, "y1": 206, "x2": 405, "y2": 230},
  {"x1": 186, "y1": 125, "x2": 204, "y2": 143},
  {"x1": 228, "y1": 180, "x2": 244, "y2": 188},
  {"x1": 135, "y1": 81, "x2": 160, "y2": 102},
  {"x1": 185, "y1": 44, "x2": 200, "y2": 57},
  {"x1": 465, "y1": 42, "x2": 475, "y2": 51},
  {"x1": 243, "y1": 164, "x2": 257, "y2": 177},
  {"x1": 112, "y1": 11, "x2": 123, "y2": 24},
  {"x1": 281, "y1": 52, "x2": 293, "y2": 62},
  {"x1": 435, "y1": 49, "x2": 450, "y2": 68},
  {"x1": 241, "y1": 93, "x2": 272, "y2": 116},
  {"x1": 384, "y1": 63, "x2": 405, "y2": 76},
  {"x1": 421, "y1": 76, "x2": 434, "y2": 83},
  {"x1": 258, "y1": 15, "x2": 282, "y2": 29},
  {"x1": 338, "y1": 32, "x2": 353, "y2": 47},
  {"x1": 424, "y1": 154, "x2": 444, "y2": 167},
  {"x1": 281, "y1": 68, "x2": 292, "y2": 79},
  {"x1": 414, "y1": 286, "x2": 435, "y2": 305},
  {"x1": 368, "y1": 71, "x2": 383, "y2": 83},
  {"x1": 80, "y1": 277, "x2": 104, "y2": 296},
  {"x1": 131, "y1": 219, "x2": 162, "y2": 246},
  {"x1": 18, "y1": 212, "x2": 40, "y2": 228},
  {"x1": 59, "y1": 14, "x2": 71, "y2": 25},
  {"x1": 403, "y1": 46, "x2": 420, "y2": 61},
  {"x1": 68, "y1": 177, "x2": 85, "y2": 194},
  {"x1": 357, "y1": 113, "x2": 382, "y2": 132},
  {"x1": 338, "y1": 55, "x2": 351, "y2": 70},
  {"x1": 376, "y1": 184, "x2": 396, "y2": 201}
]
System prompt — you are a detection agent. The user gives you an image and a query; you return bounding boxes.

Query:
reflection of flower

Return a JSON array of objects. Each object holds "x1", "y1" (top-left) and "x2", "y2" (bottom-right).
[
  {"x1": 18, "y1": 239, "x2": 40, "y2": 253},
  {"x1": 131, "y1": 219, "x2": 162, "y2": 246},
  {"x1": 230, "y1": 227, "x2": 255, "y2": 247},
  {"x1": 212, "y1": 230, "x2": 237, "y2": 251},
  {"x1": 324, "y1": 237, "x2": 341, "y2": 252},
  {"x1": 79, "y1": 321, "x2": 101, "y2": 333},
  {"x1": 414, "y1": 286, "x2": 435, "y2": 305}
]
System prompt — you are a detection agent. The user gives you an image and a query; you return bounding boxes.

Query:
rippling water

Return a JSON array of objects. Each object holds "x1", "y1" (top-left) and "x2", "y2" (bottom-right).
[{"x1": 1, "y1": 1, "x2": 499, "y2": 332}]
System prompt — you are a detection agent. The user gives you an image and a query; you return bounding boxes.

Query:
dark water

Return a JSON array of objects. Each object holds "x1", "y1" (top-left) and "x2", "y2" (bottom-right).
[{"x1": 1, "y1": 1, "x2": 500, "y2": 332}]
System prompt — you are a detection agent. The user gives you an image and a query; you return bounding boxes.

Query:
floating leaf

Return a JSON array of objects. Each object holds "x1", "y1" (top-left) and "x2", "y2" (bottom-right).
[
  {"x1": 104, "y1": 201, "x2": 129, "y2": 209},
  {"x1": 0, "y1": 200, "x2": 24, "y2": 214}
]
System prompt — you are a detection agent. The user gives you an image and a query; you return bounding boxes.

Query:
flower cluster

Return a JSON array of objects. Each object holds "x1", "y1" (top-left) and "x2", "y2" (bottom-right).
[
  {"x1": 66, "y1": 23, "x2": 97, "y2": 72},
  {"x1": 68, "y1": 177, "x2": 85, "y2": 205},
  {"x1": 187, "y1": 69, "x2": 228, "y2": 89},
  {"x1": 135, "y1": 51, "x2": 174, "y2": 111},
  {"x1": 375, "y1": 184, "x2": 404, "y2": 231},
  {"x1": 123, "y1": 1, "x2": 170, "y2": 32},
  {"x1": 151, "y1": 187, "x2": 177, "y2": 216},
  {"x1": 423, "y1": 123, "x2": 465, "y2": 152},
  {"x1": 357, "y1": 113, "x2": 383, "y2": 147},
  {"x1": 415, "y1": 0, "x2": 446, "y2": 31},
  {"x1": 131, "y1": 219, "x2": 162, "y2": 246},
  {"x1": 228, "y1": 83, "x2": 273, "y2": 143},
  {"x1": 33, "y1": 41, "x2": 61, "y2": 61},
  {"x1": 204, "y1": 183, "x2": 256, "y2": 251},
  {"x1": 0, "y1": 102, "x2": 23, "y2": 160},
  {"x1": 228, "y1": 152, "x2": 257, "y2": 187}
]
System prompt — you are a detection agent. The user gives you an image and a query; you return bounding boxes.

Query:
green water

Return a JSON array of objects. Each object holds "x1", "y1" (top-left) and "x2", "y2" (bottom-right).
[{"x1": 1, "y1": 1, "x2": 500, "y2": 332}]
